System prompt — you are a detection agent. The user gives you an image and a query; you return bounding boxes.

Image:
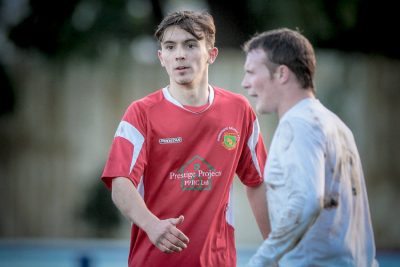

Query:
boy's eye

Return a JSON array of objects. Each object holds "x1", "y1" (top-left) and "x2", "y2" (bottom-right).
[{"x1": 163, "y1": 43, "x2": 174, "y2": 50}]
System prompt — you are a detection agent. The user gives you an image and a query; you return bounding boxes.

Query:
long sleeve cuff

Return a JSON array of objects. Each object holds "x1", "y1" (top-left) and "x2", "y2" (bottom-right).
[{"x1": 246, "y1": 243, "x2": 278, "y2": 267}]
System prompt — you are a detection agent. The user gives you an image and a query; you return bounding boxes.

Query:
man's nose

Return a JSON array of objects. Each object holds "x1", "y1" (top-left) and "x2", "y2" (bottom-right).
[{"x1": 241, "y1": 78, "x2": 249, "y2": 89}]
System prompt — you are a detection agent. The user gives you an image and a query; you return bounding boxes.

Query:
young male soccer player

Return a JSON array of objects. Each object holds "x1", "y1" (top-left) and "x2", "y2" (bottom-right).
[{"x1": 101, "y1": 10, "x2": 269, "y2": 267}]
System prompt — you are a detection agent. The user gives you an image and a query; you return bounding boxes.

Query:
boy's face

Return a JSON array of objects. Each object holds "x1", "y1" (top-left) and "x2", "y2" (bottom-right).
[{"x1": 158, "y1": 26, "x2": 217, "y2": 88}]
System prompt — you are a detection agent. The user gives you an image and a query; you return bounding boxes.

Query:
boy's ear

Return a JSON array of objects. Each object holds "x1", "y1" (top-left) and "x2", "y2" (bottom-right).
[
  {"x1": 157, "y1": 50, "x2": 164, "y2": 67},
  {"x1": 208, "y1": 47, "x2": 218, "y2": 64}
]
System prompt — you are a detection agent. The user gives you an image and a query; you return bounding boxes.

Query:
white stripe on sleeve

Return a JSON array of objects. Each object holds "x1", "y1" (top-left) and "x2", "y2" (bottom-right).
[
  {"x1": 247, "y1": 118, "x2": 262, "y2": 177},
  {"x1": 114, "y1": 120, "x2": 145, "y2": 174}
]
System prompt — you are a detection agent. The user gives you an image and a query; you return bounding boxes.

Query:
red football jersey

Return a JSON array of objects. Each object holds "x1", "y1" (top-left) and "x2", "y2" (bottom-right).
[{"x1": 102, "y1": 86, "x2": 267, "y2": 267}]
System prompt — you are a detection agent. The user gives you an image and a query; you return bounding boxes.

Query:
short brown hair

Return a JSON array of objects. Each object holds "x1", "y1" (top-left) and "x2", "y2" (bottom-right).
[
  {"x1": 243, "y1": 28, "x2": 316, "y2": 91},
  {"x1": 154, "y1": 10, "x2": 216, "y2": 48}
]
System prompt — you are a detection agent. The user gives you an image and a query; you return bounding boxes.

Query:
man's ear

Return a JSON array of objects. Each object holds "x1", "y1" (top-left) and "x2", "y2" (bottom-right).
[
  {"x1": 276, "y1": 65, "x2": 290, "y2": 84},
  {"x1": 157, "y1": 50, "x2": 164, "y2": 67},
  {"x1": 207, "y1": 47, "x2": 219, "y2": 64}
]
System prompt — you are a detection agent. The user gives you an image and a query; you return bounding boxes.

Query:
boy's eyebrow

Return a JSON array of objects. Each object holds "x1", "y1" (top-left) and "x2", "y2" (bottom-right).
[
  {"x1": 184, "y1": 38, "x2": 199, "y2": 43},
  {"x1": 162, "y1": 40, "x2": 175, "y2": 45},
  {"x1": 162, "y1": 38, "x2": 199, "y2": 44}
]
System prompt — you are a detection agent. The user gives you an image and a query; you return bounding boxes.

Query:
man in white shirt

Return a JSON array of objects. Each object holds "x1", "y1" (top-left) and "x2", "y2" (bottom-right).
[{"x1": 241, "y1": 28, "x2": 379, "y2": 267}]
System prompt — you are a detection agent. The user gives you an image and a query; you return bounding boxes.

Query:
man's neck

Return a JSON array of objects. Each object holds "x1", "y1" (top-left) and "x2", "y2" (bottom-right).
[{"x1": 278, "y1": 87, "x2": 315, "y2": 119}]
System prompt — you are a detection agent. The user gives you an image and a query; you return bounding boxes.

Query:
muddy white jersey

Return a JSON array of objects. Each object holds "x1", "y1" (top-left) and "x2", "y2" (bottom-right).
[{"x1": 248, "y1": 98, "x2": 378, "y2": 267}]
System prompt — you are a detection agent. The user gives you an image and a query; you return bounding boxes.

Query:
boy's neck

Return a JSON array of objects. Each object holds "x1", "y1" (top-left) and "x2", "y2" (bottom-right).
[{"x1": 168, "y1": 83, "x2": 210, "y2": 106}]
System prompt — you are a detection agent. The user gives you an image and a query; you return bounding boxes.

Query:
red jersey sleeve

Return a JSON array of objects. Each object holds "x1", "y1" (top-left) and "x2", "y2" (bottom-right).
[
  {"x1": 236, "y1": 103, "x2": 267, "y2": 187},
  {"x1": 101, "y1": 102, "x2": 147, "y2": 189}
]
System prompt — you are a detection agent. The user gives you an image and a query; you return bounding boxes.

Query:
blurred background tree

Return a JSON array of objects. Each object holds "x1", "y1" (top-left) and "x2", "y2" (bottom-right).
[
  {"x1": 1, "y1": 0, "x2": 398, "y2": 59},
  {"x1": 81, "y1": 176, "x2": 122, "y2": 237},
  {"x1": 1, "y1": 0, "x2": 398, "y2": 116}
]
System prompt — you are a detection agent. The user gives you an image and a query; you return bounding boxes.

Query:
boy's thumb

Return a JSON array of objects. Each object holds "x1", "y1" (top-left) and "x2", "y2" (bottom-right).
[{"x1": 170, "y1": 215, "x2": 184, "y2": 226}]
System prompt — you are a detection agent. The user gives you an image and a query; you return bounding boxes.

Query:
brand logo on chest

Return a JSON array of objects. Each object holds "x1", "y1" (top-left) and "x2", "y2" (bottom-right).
[{"x1": 159, "y1": 137, "x2": 183, "y2": 144}]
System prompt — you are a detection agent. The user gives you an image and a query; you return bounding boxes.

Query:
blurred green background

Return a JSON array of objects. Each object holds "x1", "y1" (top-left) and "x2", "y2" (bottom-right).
[{"x1": 1, "y1": 0, "x2": 399, "y2": 259}]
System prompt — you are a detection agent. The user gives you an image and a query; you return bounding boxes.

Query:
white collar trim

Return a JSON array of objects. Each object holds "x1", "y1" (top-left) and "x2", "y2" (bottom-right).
[{"x1": 162, "y1": 85, "x2": 215, "y2": 114}]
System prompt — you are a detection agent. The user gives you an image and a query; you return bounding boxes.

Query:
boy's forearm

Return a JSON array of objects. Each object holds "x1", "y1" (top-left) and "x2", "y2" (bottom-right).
[
  {"x1": 246, "y1": 183, "x2": 270, "y2": 239},
  {"x1": 111, "y1": 177, "x2": 158, "y2": 230}
]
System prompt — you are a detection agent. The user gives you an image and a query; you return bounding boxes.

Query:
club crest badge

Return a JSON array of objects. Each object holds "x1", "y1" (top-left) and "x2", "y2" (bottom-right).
[{"x1": 218, "y1": 127, "x2": 240, "y2": 150}]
